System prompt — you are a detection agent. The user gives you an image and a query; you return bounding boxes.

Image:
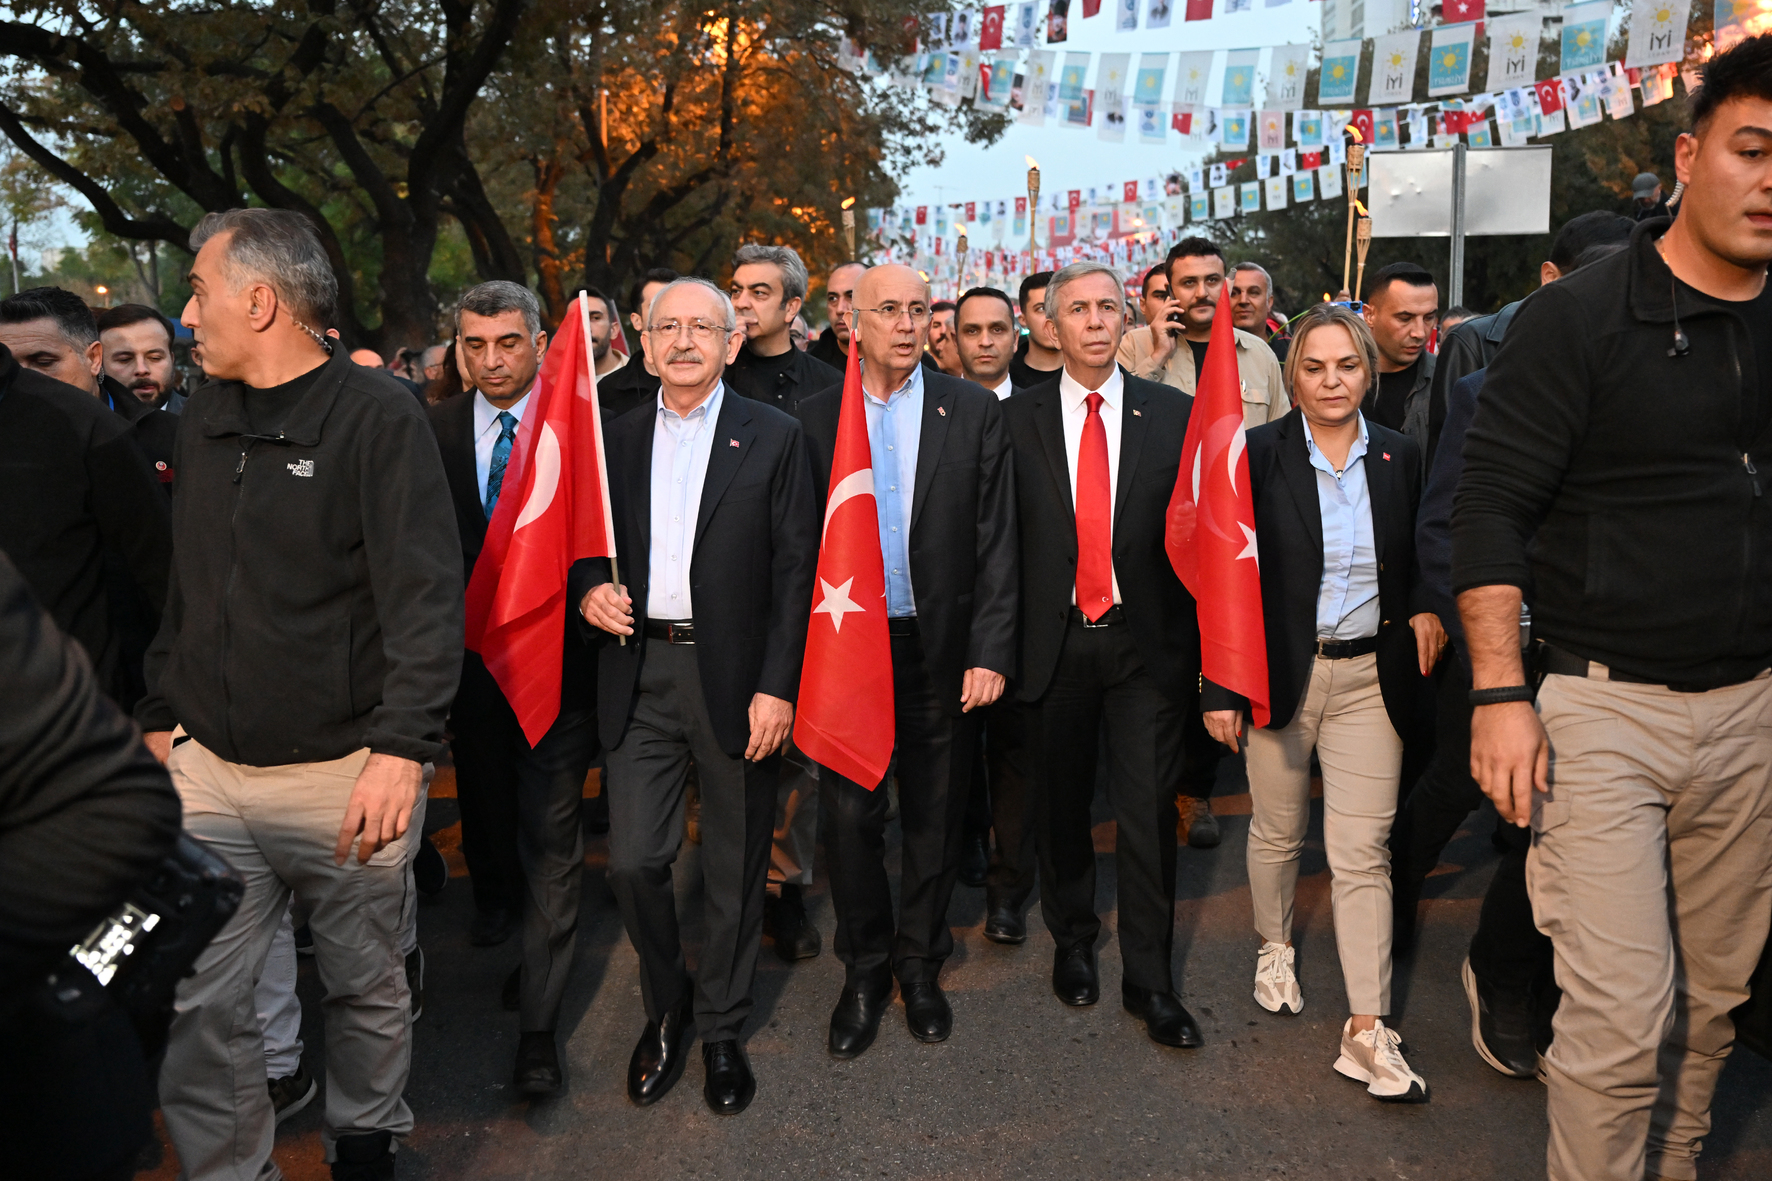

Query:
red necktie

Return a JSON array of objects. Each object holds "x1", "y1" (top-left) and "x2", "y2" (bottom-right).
[{"x1": 1075, "y1": 392, "x2": 1113, "y2": 621}]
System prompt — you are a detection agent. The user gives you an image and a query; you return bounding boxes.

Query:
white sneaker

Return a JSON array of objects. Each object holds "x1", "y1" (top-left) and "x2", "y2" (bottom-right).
[
  {"x1": 1254, "y1": 942, "x2": 1303, "y2": 1014},
  {"x1": 1334, "y1": 1018, "x2": 1429, "y2": 1102}
]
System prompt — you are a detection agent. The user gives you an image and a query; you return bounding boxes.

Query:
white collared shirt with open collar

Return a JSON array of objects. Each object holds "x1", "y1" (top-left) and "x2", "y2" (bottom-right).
[
  {"x1": 1058, "y1": 364, "x2": 1125, "y2": 605},
  {"x1": 647, "y1": 381, "x2": 725, "y2": 622}
]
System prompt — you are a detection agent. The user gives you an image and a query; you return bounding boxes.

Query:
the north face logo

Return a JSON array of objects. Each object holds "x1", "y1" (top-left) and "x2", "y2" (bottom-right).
[{"x1": 287, "y1": 459, "x2": 314, "y2": 478}]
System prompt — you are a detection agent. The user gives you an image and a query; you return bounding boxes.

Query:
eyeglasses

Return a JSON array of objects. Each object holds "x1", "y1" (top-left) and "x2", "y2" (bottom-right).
[
  {"x1": 648, "y1": 319, "x2": 729, "y2": 341},
  {"x1": 858, "y1": 303, "x2": 932, "y2": 324}
]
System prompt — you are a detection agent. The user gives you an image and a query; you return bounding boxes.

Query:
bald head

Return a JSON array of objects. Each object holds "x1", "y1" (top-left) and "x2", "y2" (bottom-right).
[
  {"x1": 824, "y1": 262, "x2": 868, "y2": 349},
  {"x1": 853, "y1": 264, "x2": 931, "y2": 396}
]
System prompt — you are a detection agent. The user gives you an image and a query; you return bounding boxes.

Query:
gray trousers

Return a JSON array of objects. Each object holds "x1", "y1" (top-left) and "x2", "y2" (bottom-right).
[
  {"x1": 604, "y1": 643, "x2": 776, "y2": 1043},
  {"x1": 161, "y1": 740, "x2": 423, "y2": 1179}
]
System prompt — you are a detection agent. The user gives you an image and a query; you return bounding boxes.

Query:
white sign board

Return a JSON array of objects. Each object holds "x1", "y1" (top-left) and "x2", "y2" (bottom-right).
[{"x1": 1368, "y1": 146, "x2": 1553, "y2": 237}]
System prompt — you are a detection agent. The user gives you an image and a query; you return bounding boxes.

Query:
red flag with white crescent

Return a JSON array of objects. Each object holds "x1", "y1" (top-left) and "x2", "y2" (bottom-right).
[
  {"x1": 794, "y1": 341, "x2": 895, "y2": 787},
  {"x1": 465, "y1": 292, "x2": 617, "y2": 746},
  {"x1": 1165, "y1": 302, "x2": 1271, "y2": 727}
]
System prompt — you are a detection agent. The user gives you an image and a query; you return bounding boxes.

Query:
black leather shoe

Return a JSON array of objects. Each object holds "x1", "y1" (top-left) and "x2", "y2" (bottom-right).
[
  {"x1": 702, "y1": 1040, "x2": 756, "y2": 1115},
  {"x1": 501, "y1": 964, "x2": 521, "y2": 1012},
  {"x1": 827, "y1": 983, "x2": 893, "y2": 1059},
  {"x1": 469, "y1": 906, "x2": 517, "y2": 947},
  {"x1": 1052, "y1": 944, "x2": 1099, "y2": 1006},
  {"x1": 901, "y1": 980, "x2": 954, "y2": 1042},
  {"x1": 983, "y1": 904, "x2": 1027, "y2": 945},
  {"x1": 1122, "y1": 983, "x2": 1203, "y2": 1048},
  {"x1": 414, "y1": 834, "x2": 448, "y2": 896},
  {"x1": 514, "y1": 1030, "x2": 564, "y2": 1096},
  {"x1": 1462, "y1": 957, "x2": 1538, "y2": 1078},
  {"x1": 959, "y1": 835, "x2": 989, "y2": 887},
  {"x1": 330, "y1": 1130, "x2": 394, "y2": 1181},
  {"x1": 626, "y1": 1001, "x2": 695, "y2": 1106},
  {"x1": 770, "y1": 883, "x2": 822, "y2": 962}
]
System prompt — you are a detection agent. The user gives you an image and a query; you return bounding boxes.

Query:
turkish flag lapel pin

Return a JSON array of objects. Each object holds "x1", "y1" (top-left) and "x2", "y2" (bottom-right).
[
  {"x1": 1132, "y1": 408, "x2": 1142, "y2": 417},
  {"x1": 938, "y1": 405, "x2": 947, "y2": 416},
  {"x1": 729, "y1": 438, "x2": 741, "y2": 448},
  {"x1": 1382, "y1": 451, "x2": 1391, "y2": 461}
]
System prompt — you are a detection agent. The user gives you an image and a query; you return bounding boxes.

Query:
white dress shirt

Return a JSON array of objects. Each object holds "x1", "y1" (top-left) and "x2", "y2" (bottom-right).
[
  {"x1": 647, "y1": 383, "x2": 725, "y2": 621},
  {"x1": 472, "y1": 389, "x2": 531, "y2": 509},
  {"x1": 991, "y1": 374, "x2": 1013, "y2": 400},
  {"x1": 1058, "y1": 365, "x2": 1125, "y2": 605}
]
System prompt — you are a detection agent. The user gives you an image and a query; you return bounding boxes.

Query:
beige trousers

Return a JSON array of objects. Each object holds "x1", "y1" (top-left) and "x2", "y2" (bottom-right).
[
  {"x1": 1245, "y1": 652, "x2": 1402, "y2": 1016},
  {"x1": 160, "y1": 740, "x2": 424, "y2": 1180},
  {"x1": 1530, "y1": 672, "x2": 1772, "y2": 1181}
]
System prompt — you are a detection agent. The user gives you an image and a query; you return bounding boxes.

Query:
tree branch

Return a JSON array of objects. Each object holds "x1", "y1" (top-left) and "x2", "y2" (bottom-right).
[{"x1": 0, "y1": 100, "x2": 190, "y2": 247}]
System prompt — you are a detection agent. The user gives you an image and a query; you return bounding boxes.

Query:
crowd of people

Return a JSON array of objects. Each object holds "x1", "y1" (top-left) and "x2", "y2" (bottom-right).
[{"x1": 2, "y1": 32, "x2": 1771, "y2": 1181}]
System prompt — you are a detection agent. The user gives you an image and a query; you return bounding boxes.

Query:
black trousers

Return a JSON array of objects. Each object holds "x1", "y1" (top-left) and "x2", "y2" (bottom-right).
[
  {"x1": 979, "y1": 698, "x2": 1037, "y2": 912},
  {"x1": 1389, "y1": 647, "x2": 1553, "y2": 994},
  {"x1": 603, "y1": 642, "x2": 777, "y2": 1043},
  {"x1": 1177, "y1": 700, "x2": 1226, "y2": 799},
  {"x1": 449, "y1": 651, "x2": 600, "y2": 1030},
  {"x1": 1034, "y1": 615, "x2": 1185, "y2": 993},
  {"x1": 823, "y1": 626, "x2": 979, "y2": 990}
]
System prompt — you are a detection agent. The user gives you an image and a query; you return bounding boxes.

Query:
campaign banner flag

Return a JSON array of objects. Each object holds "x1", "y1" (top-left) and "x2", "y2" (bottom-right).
[
  {"x1": 1118, "y1": 0, "x2": 1140, "y2": 30},
  {"x1": 1212, "y1": 186, "x2": 1236, "y2": 219},
  {"x1": 1534, "y1": 74, "x2": 1565, "y2": 114},
  {"x1": 1098, "y1": 53, "x2": 1132, "y2": 141},
  {"x1": 1185, "y1": 0, "x2": 1212, "y2": 18},
  {"x1": 1239, "y1": 181, "x2": 1261, "y2": 213},
  {"x1": 1428, "y1": 23, "x2": 1478, "y2": 97},
  {"x1": 1444, "y1": 0, "x2": 1484, "y2": 24},
  {"x1": 1134, "y1": 53, "x2": 1169, "y2": 109},
  {"x1": 1264, "y1": 175, "x2": 1289, "y2": 209},
  {"x1": 1485, "y1": 14, "x2": 1541, "y2": 91},
  {"x1": 1296, "y1": 109, "x2": 1326, "y2": 146},
  {"x1": 1626, "y1": 0, "x2": 1689, "y2": 69},
  {"x1": 1369, "y1": 32, "x2": 1421, "y2": 106},
  {"x1": 1373, "y1": 107, "x2": 1400, "y2": 149},
  {"x1": 1717, "y1": 0, "x2": 1750, "y2": 51},
  {"x1": 981, "y1": 5, "x2": 1006, "y2": 49},
  {"x1": 1319, "y1": 38, "x2": 1363, "y2": 105},
  {"x1": 1173, "y1": 50, "x2": 1214, "y2": 106},
  {"x1": 1190, "y1": 192, "x2": 1209, "y2": 221},
  {"x1": 1561, "y1": 2, "x2": 1613, "y2": 74},
  {"x1": 1292, "y1": 169, "x2": 1316, "y2": 202},
  {"x1": 1014, "y1": 1, "x2": 1039, "y2": 46},
  {"x1": 1258, "y1": 109, "x2": 1285, "y2": 150},
  {"x1": 1222, "y1": 49, "x2": 1260, "y2": 108},
  {"x1": 1268, "y1": 44, "x2": 1312, "y2": 110},
  {"x1": 1318, "y1": 163, "x2": 1343, "y2": 199},
  {"x1": 1020, "y1": 50, "x2": 1056, "y2": 124},
  {"x1": 1148, "y1": 0, "x2": 1174, "y2": 27},
  {"x1": 1048, "y1": 0, "x2": 1069, "y2": 43},
  {"x1": 1221, "y1": 109, "x2": 1251, "y2": 147},
  {"x1": 1348, "y1": 107, "x2": 1375, "y2": 142}
]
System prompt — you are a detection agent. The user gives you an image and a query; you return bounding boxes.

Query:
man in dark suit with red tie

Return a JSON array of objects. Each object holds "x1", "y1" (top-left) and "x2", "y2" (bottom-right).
[{"x1": 1003, "y1": 260, "x2": 1204, "y2": 1050}]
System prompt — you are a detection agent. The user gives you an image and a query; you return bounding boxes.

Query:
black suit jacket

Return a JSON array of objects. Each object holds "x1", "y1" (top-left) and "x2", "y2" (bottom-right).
[
  {"x1": 569, "y1": 389, "x2": 819, "y2": 757},
  {"x1": 725, "y1": 344, "x2": 840, "y2": 415},
  {"x1": 427, "y1": 390, "x2": 595, "y2": 709},
  {"x1": 1005, "y1": 369, "x2": 1200, "y2": 705},
  {"x1": 796, "y1": 370, "x2": 1018, "y2": 715},
  {"x1": 1200, "y1": 409, "x2": 1426, "y2": 736}
]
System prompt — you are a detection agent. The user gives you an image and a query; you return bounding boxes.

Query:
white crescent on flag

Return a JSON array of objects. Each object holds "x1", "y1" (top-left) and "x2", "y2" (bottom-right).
[
  {"x1": 514, "y1": 423, "x2": 561, "y2": 531},
  {"x1": 822, "y1": 469, "x2": 875, "y2": 544}
]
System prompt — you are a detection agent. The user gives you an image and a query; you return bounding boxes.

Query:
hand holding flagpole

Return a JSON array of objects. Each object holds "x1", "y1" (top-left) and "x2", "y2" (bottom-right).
[{"x1": 578, "y1": 289, "x2": 625, "y2": 646}]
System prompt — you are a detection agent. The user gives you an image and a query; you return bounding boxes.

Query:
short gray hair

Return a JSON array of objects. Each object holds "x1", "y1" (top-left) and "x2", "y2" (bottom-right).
[
  {"x1": 1230, "y1": 261, "x2": 1273, "y2": 288},
  {"x1": 1044, "y1": 261, "x2": 1124, "y2": 315},
  {"x1": 731, "y1": 243, "x2": 809, "y2": 304},
  {"x1": 645, "y1": 277, "x2": 737, "y2": 333},
  {"x1": 455, "y1": 280, "x2": 541, "y2": 337},
  {"x1": 190, "y1": 208, "x2": 337, "y2": 325}
]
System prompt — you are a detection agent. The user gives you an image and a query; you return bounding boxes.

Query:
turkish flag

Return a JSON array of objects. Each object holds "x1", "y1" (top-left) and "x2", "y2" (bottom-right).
[
  {"x1": 915, "y1": 205, "x2": 928, "y2": 225},
  {"x1": 794, "y1": 342, "x2": 895, "y2": 787},
  {"x1": 1174, "y1": 109, "x2": 1196, "y2": 133},
  {"x1": 1068, "y1": 189, "x2": 1082, "y2": 210},
  {"x1": 966, "y1": 201, "x2": 977, "y2": 220},
  {"x1": 1535, "y1": 77, "x2": 1565, "y2": 114},
  {"x1": 981, "y1": 4, "x2": 1005, "y2": 50},
  {"x1": 1082, "y1": 0, "x2": 1102, "y2": 15},
  {"x1": 1301, "y1": 150, "x2": 1323, "y2": 169},
  {"x1": 1123, "y1": 180, "x2": 1140, "y2": 203},
  {"x1": 1349, "y1": 109, "x2": 1375, "y2": 143},
  {"x1": 1185, "y1": 0, "x2": 1213, "y2": 19},
  {"x1": 1165, "y1": 294, "x2": 1270, "y2": 727},
  {"x1": 1015, "y1": 196, "x2": 1027, "y2": 214},
  {"x1": 1446, "y1": 0, "x2": 1483, "y2": 28},
  {"x1": 465, "y1": 292, "x2": 618, "y2": 745}
]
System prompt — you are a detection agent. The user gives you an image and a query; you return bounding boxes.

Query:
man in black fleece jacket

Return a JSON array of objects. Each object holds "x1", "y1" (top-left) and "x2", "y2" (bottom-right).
[
  {"x1": 137, "y1": 209, "x2": 462, "y2": 1181},
  {"x1": 1453, "y1": 37, "x2": 1772, "y2": 1181}
]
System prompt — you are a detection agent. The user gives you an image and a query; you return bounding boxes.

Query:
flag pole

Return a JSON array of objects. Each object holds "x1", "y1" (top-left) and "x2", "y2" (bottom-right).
[{"x1": 578, "y1": 290, "x2": 625, "y2": 646}]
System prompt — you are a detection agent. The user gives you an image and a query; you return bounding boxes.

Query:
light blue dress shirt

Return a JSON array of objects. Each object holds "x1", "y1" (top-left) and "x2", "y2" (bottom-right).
[
  {"x1": 473, "y1": 389, "x2": 531, "y2": 509},
  {"x1": 863, "y1": 363, "x2": 923, "y2": 618},
  {"x1": 647, "y1": 383, "x2": 724, "y2": 621},
  {"x1": 1304, "y1": 413, "x2": 1381, "y2": 640}
]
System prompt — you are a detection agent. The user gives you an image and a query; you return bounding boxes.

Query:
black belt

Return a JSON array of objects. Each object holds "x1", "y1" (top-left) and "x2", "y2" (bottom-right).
[
  {"x1": 644, "y1": 619, "x2": 696, "y2": 644},
  {"x1": 1070, "y1": 605, "x2": 1127, "y2": 628},
  {"x1": 887, "y1": 616, "x2": 919, "y2": 637},
  {"x1": 1314, "y1": 635, "x2": 1380, "y2": 659},
  {"x1": 1538, "y1": 642, "x2": 1768, "y2": 693}
]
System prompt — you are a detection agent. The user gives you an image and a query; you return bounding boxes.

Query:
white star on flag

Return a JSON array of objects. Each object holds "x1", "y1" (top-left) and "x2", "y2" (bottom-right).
[
  {"x1": 1236, "y1": 522, "x2": 1259, "y2": 562},
  {"x1": 813, "y1": 576, "x2": 865, "y2": 631}
]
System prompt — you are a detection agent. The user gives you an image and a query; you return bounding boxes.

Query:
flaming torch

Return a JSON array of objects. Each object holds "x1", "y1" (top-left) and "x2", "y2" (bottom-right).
[
  {"x1": 1343, "y1": 124, "x2": 1366, "y2": 298},
  {"x1": 1354, "y1": 201, "x2": 1374, "y2": 302},
  {"x1": 955, "y1": 223, "x2": 970, "y2": 299},
  {"x1": 841, "y1": 197, "x2": 857, "y2": 260},
  {"x1": 1026, "y1": 156, "x2": 1041, "y2": 256}
]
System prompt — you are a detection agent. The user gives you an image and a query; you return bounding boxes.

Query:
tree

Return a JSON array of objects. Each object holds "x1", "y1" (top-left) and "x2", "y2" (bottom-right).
[{"x1": 1, "y1": 144, "x2": 65, "y2": 296}]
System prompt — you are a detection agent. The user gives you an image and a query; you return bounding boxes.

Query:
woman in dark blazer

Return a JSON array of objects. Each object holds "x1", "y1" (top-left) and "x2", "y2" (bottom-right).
[{"x1": 1201, "y1": 304, "x2": 1445, "y2": 1103}]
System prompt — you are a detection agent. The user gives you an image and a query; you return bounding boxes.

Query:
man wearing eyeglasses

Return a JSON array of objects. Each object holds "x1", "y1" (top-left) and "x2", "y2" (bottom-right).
[
  {"x1": 796, "y1": 264, "x2": 1018, "y2": 1059},
  {"x1": 572, "y1": 278, "x2": 819, "y2": 1117}
]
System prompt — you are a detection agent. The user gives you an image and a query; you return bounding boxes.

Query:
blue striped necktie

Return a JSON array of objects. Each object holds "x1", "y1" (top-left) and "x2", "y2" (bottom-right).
[{"x1": 485, "y1": 410, "x2": 518, "y2": 518}]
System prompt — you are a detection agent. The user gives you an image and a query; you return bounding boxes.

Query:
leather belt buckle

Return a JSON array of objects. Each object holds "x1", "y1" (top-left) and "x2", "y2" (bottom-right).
[
  {"x1": 1079, "y1": 605, "x2": 1125, "y2": 628},
  {"x1": 667, "y1": 621, "x2": 695, "y2": 645}
]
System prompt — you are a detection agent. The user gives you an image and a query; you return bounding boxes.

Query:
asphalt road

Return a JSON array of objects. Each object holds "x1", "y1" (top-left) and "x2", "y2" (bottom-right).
[{"x1": 138, "y1": 763, "x2": 1772, "y2": 1181}]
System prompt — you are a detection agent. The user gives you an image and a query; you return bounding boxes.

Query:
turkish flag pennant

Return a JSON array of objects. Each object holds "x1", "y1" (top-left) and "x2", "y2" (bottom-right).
[
  {"x1": 980, "y1": 4, "x2": 1005, "y2": 50},
  {"x1": 1300, "y1": 150, "x2": 1323, "y2": 169},
  {"x1": 1185, "y1": 0, "x2": 1213, "y2": 19},
  {"x1": 1165, "y1": 298, "x2": 1270, "y2": 728},
  {"x1": 1535, "y1": 76, "x2": 1565, "y2": 115},
  {"x1": 1446, "y1": 0, "x2": 1484, "y2": 34},
  {"x1": 1123, "y1": 180, "x2": 1140, "y2": 203},
  {"x1": 1349, "y1": 109, "x2": 1375, "y2": 142},
  {"x1": 465, "y1": 292, "x2": 617, "y2": 745},
  {"x1": 1173, "y1": 109, "x2": 1195, "y2": 134},
  {"x1": 1082, "y1": 0, "x2": 1102, "y2": 15},
  {"x1": 794, "y1": 341, "x2": 895, "y2": 788}
]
